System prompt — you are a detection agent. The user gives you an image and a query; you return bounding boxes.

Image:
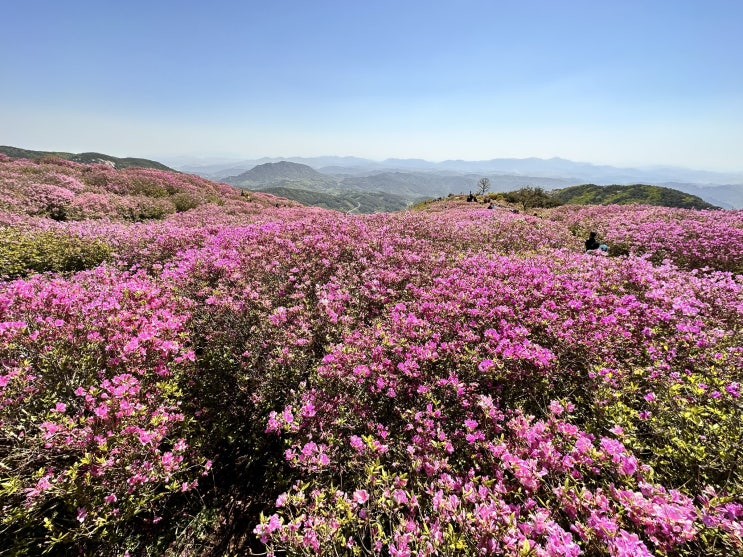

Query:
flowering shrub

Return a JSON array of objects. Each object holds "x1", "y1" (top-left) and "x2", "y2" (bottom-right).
[
  {"x1": 0, "y1": 156, "x2": 281, "y2": 223},
  {"x1": 0, "y1": 161, "x2": 741, "y2": 555},
  {"x1": 258, "y1": 252, "x2": 742, "y2": 556},
  {"x1": 0, "y1": 268, "x2": 205, "y2": 554},
  {"x1": 548, "y1": 204, "x2": 743, "y2": 272}
]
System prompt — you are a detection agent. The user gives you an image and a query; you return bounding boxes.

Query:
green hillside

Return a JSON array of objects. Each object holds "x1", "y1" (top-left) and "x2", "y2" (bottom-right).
[
  {"x1": 0, "y1": 146, "x2": 172, "y2": 171},
  {"x1": 553, "y1": 183, "x2": 718, "y2": 209},
  {"x1": 260, "y1": 186, "x2": 415, "y2": 213}
]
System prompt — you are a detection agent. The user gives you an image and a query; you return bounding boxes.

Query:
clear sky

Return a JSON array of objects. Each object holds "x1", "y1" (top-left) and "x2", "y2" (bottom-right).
[{"x1": 1, "y1": 0, "x2": 742, "y2": 170}]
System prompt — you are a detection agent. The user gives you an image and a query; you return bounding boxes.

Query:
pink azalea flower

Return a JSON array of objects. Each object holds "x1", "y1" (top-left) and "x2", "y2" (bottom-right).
[{"x1": 353, "y1": 489, "x2": 369, "y2": 504}]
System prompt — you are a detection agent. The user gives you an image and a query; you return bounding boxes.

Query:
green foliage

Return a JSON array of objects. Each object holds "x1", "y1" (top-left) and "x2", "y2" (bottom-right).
[
  {"x1": 0, "y1": 229, "x2": 112, "y2": 279},
  {"x1": 171, "y1": 192, "x2": 201, "y2": 213},
  {"x1": 503, "y1": 187, "x2": 563, "y2": 211},
  {"x1": 409, "y1": 197, "x2": 444, "y2": 211},
  {"x1": 129, "y1": 178, "x2": 169, "y2": 198},
  {"x1": 590, "y1": 359, "x2": 743, "y2": 556},
  {"x1": 118, "y1": 198, "x2": 176, "y2": 222},
  {"x1": 594, "y1": 358, "x2": 742, "y2": 494},
  {"x1": 554, "y1": 184, "x2": 718, "y2": 209},
  {"x1": 260, "y1": 186, "x2": 415, "y2": 213}
]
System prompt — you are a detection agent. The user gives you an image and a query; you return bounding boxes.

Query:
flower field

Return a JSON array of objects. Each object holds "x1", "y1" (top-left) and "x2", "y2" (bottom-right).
[{"x1": 0, "y1": 156, "x2": 741, "y2": 556}]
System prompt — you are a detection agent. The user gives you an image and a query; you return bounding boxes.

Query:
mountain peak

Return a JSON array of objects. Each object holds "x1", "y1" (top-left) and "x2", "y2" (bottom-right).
[{"x1": 227, "y1": 161, "x2": 324, "y2": 183}]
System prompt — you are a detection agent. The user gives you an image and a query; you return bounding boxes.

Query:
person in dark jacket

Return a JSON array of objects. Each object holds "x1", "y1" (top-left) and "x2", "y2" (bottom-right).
[{"x1": 585, "y1": 231, "x2": 600, "y2": 252}]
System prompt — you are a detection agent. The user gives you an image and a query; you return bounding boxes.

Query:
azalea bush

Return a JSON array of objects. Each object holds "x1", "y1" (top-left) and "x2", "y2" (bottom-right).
[
  {"x1": 548, "y1": 204, "x2": 743, "y2": 272},
  {"x1": 0, "y1": 156, "x2": 274, "y2": 223},
  {"x1": 258, "y1": 253, "x2": 742, "y2": 556},
  {"x1": 0, "y1": 158, "x2": 741, "y2": 555},
  {"x1": 0, "y1": 268, "x2": 207, "y2": 554}
]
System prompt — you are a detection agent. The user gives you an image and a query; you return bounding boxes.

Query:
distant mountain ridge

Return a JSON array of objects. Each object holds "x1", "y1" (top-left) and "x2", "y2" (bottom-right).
[
  {"x1": 173, "y1": 155, "x2": 743, "y2": 209},
  {"x1": 218, "y1": 161, "x2": 724, "y2": 213},
  {"x1": 222, "y1": 161, "x2": 577, "y2": 196},
  {"x1": 0, "y1": 146, "x2": 172, "y2": 171},
  {"x1": 173, "y1": 154, "x2": 743, "y2": 184},
  {"x1": 222, "y1": 161, "x2": 425, "y2": 213}
]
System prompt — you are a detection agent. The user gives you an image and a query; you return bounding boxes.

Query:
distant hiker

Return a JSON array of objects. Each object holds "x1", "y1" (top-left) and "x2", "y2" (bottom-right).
[
  {"x1": 467, "y1": 192, "x2": 476, "y2": 202},
  {"x1": 585, "y1": 231, "x2": 600, "y2": 252}
]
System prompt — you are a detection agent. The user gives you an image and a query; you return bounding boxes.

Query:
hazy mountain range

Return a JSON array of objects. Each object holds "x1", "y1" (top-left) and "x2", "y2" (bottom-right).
[
  {"x1": 170, "y1": 155, "x2": 743, "y2": 209},
  {"x1": 169, "y1": 155, "x2": 743, "y2": 184},
  {"x1": 3, "y1": 146, "x2": 741, "y2": 211},
  {"x1": 219, "y1": 161, "x2": 584, "y2": 213}
]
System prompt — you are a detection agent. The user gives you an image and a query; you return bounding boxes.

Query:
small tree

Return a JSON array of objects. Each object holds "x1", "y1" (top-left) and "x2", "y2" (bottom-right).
[{"x1": 477, "y1": 177, "x2": 491, "y2": 196}]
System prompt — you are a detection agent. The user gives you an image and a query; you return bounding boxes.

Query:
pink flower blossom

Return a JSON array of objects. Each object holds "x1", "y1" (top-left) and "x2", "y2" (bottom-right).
[{"x1": 353, "y1": 489, "x2": 369, "y2": 504}]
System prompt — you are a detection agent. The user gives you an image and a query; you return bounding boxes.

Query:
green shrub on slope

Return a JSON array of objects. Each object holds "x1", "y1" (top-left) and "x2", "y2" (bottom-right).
[{"x1": 0, "y1": 229, "x2": 112, "y2": 279}]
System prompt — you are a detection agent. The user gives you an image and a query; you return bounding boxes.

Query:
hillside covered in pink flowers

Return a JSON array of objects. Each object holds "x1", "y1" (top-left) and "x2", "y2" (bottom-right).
[{"x1": 0, "y1": 156, "x2": 741, "y2": 556}]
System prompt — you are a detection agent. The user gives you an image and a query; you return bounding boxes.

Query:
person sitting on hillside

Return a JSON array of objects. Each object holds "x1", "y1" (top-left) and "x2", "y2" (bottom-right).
[{"x1": 585, "y1": 231, "x2": 600, "y2": 252}]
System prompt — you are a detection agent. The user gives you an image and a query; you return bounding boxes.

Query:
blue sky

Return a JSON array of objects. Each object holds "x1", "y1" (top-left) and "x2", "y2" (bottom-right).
[{"x1": 1, "y1": 0, "x2": 742, "y2": 170}]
